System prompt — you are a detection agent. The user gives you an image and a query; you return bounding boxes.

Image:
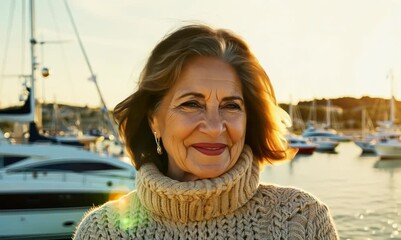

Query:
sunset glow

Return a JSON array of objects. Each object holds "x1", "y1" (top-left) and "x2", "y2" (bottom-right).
[{"x1": 0, "y1": 0, "x2": 400, "y2": 108}]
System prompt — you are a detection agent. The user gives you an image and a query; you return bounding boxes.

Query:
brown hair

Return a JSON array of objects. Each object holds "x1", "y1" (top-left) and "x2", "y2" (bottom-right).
[{"x1": 114, "y1": 24, "x2": 294, "y2": 173}]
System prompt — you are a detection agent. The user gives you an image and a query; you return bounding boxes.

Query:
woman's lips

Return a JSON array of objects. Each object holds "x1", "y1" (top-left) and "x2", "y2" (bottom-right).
[{"x1": 192, "y1": 143, "x2": 227, "y2": 156}]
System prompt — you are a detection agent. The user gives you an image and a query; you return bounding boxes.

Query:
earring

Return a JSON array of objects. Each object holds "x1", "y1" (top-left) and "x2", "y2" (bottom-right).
[{"x1": 153, "y1": 131, "x2": 163, "y2": 155}]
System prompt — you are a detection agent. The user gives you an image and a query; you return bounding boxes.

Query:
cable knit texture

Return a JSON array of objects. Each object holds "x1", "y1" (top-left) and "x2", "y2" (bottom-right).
[{"x1": 74, "y1": 146, "x2": 339, "y2": 239}]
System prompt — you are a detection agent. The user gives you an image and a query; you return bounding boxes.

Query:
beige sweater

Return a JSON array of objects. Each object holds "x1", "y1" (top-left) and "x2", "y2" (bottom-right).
[{"x1": 74, "y1": 146, "x2": 339, "y2": 239}]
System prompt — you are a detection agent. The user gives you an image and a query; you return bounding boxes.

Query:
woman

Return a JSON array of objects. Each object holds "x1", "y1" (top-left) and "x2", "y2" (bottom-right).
[{"x1": 74, "y1": 24, "x2": 339, "y2": 239}]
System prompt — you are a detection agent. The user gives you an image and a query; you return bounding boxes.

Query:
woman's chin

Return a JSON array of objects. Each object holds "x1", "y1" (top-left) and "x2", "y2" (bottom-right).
[{"x1": 191, "y1": 165, "x2": 228, "y2": 180}]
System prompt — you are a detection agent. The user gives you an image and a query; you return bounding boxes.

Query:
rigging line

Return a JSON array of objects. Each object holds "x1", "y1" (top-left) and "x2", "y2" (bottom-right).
[
  {"x1": 63, "y1": 0, "x2": 122, "y2": 146},
  {"x1": 48, "y1": 0, "x2": 76, "y2": 102},
  {"x1": 0, "y1": 0, "x2": 17, "y2": 98},
  {"x1": 63, "y1": 0, "x2": 95, "y2": 78}
]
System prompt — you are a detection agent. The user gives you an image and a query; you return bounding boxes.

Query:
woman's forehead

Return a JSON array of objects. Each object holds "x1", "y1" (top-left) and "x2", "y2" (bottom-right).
[{"x1": 172, "y1": 57, "x2": 242, "y2": 94}]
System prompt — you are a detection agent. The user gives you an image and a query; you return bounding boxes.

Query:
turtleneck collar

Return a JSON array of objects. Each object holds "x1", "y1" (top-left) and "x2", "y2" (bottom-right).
[{"x1": 135, "y1": 145, "x2": 260, "y2": 223}]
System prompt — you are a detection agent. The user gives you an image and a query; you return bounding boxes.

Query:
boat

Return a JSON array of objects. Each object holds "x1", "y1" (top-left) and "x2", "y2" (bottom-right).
[
  {"x1": 0, "y1": 1, "x2": 135, "y2": 238},
  {"x1": 352, "y1": 108, "x2": 377, "y2": 154},
  {"x1": 373, "y1": 131, "x2": 401, "y2": 159},
  {"x1": 0, "y1": 143, "x2": 135, "y2": 239},
  {"x1": 287, "y1": 100, "x2": 341, "y2": 152},
  {"x1": 309, "y1": 137, "x2": 339, "y2": 152},
  {"x1": 302, "y1": 126, "x2": 350, "y2": 142},
  {"x1": 366, "y1": 72, "x2": 401, "y2": 159},
  {"x1": 302, "y1": 99, "x2": 350, "y2": 143},
  {"x1": 354, "y1": 139, "x2": 376, "y2": 154},
  {"x1": 287, "y1": 135, "x2": 317, "y2": 155},
  {"x1": 354, "y1": 131, "x2": 401, "y2": 155},
  {"x1": 301, "y1": 126, "x2": 342, "y2": 152},
  {"x1": 375, "y1": 139, "x2": 401, "y2": 159}
]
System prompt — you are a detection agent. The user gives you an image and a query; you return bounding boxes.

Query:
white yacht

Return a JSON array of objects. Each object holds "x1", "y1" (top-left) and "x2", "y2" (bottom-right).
[
  {"x1": 374, "y1": 134, "x2": 401, "y2": 159},
  {"x1": 302, "y1": 126, "x2": 350, "y2": 142},
  {"x1": 354, "y1": 131, "x2": 401, "y2": 155},
  {"x1": 375, "y1": 142, "x2": 401, "y2": 159},
  {"x1": 301, "y1": 127, "x2": 342, "y2": 152},
  {"x1": 354, "y1": 89, "x2": 401, "y2": 156},
  {"x1": 0, "y1": 143, "x2": 135, "y2": 239},
  {"x1": 373, "y1": 71, "x2": 401, "y2": 159}
]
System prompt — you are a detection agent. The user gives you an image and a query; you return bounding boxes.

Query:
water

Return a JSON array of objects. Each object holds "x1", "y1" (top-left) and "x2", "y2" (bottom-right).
[{"x1": 260, "y1": 142, "x2": 401, "y2": 239}]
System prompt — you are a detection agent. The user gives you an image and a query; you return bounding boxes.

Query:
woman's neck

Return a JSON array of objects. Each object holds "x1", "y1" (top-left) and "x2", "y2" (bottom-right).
[{"x1": 136, "y1": 145, "x2": 260, "y2": 223}]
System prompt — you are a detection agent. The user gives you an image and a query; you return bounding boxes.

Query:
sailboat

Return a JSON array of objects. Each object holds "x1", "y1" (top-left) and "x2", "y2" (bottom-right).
[
  {"x1": 0, "y1": 1, "x2": 135, "y2": 238},
  {"x1": 353, "y1": 108, "x2": 377, "y2": 154},
  {"x1": 286, "y1": 100, "x2": 318, "y2": 155},
  {"x1": 373, "y1": 73, "x2": 401, "y2": 159},
  {"x1": 301, "y1": 99, "x2": 346, "y2": 152}
]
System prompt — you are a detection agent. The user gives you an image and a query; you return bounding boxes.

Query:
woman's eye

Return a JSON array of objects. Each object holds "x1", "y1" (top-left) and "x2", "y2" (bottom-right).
[
  {"x1": 180, "y1": 101, "x2": 202, "y2": 109},
  {"x1": 223, "y1": 103, "x2": 241, "y2": 110}
]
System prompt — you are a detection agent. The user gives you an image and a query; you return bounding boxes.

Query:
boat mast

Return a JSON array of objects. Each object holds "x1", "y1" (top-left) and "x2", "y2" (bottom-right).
[
  {"x1": 389, "y1": 70, "x2": 395, "y2": 127},
  {"x1": 29, "y1": 0, "x2": 37, "y2": 124},
  {"x1": 361, "y1": 108, "x2": 366, "y2": 138},
  {"x1": 63, "y1": 0, "x2": 121, "y2": 147},
  {"x1": 326, "y1": 99, "x2": 331, "y2": 128}
]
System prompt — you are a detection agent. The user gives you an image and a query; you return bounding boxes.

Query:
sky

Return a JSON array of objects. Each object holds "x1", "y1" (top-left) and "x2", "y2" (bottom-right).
[{"x1": 0, "y1": 0, "x2": 401, "y2": 109}]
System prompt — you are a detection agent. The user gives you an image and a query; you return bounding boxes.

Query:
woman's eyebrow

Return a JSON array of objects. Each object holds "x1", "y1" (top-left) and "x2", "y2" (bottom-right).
[
  {"x1": 176, "y1": 92, "x2": 204, "y2": 100},
  {"x1": 176, "y1": 92, "x2": 244, "y2": 103},
  {"x1": 222, "y1": 96, "x2": 244, "y2": 103}
]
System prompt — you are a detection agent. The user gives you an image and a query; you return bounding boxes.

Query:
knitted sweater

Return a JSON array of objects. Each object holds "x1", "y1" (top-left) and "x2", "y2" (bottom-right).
[{"x1": 74, "y1": 146, "x2": 339, "y2": 239}]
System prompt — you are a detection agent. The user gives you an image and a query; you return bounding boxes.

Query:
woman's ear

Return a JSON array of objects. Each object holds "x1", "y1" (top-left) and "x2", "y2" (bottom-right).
[{"x1": 148, "y1": 110, "x2": 160, "y2": 135}]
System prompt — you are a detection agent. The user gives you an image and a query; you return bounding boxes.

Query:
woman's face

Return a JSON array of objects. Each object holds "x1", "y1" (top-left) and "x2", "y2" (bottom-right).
[{"x1": 149, "y1": 56, "x2": 247, "y2": 181}]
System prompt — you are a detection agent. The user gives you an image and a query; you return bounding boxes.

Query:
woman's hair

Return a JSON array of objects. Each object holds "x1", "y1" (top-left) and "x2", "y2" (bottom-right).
[{"x1": 114, "y1": 24, "x2": 295, "y2": 173}]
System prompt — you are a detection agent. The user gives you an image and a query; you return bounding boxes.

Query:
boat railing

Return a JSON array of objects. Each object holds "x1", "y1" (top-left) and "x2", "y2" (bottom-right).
[{"x1": 0, "y1": 168, "x2": 135, "y2": 186}]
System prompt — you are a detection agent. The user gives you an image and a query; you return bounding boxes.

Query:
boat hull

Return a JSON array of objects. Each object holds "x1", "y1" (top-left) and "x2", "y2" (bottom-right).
[
  {"x1": 0, "y1": 191, "x2": 130, "y2": 239},
  {"x1": 287, "y1": 135, "x2": 318, "y2": 155},
  {"x1": 0, "y1": 207, "x2": 89, "y2": 239},
  {"x1": 353, "y1": 140, "x2": 376, "y2": 154},
  {"x1": 291, "y1": 145, "x2": 317, "y2": 155},
  {"x1": 315, "y1": 141, "x2": 339, "y2": 152},
  {"x1": 375, "y1": 143, "x2": 401, "y2": 159}
]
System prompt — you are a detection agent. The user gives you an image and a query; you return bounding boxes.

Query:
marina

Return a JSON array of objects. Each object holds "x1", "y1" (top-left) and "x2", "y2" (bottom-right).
[
  {"x1": 261, "y1": 142, "x2": 401, "y2": 239},
  {"x1": 1, "y1": 0, "x2": 401, "y2": 239}
]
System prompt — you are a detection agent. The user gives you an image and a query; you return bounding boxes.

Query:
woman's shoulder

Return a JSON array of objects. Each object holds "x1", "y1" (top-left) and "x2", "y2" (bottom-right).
[
  {"x1": 73, "y1": 191, "x2": 139, "y2": 239},
  {"x1": 255, "y1": 184, "x2": 339, "y2": 239},
  {"x1": 89, "y1": 190, "x2": 138, "y2": 216},
  {"x1": 257, "y1": 183, "x2": 326, "y2": 210}
]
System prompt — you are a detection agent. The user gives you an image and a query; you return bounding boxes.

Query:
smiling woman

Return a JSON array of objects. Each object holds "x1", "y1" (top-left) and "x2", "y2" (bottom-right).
[
  {"x1": 73, "y1": 24, "x2": 339, "y2": 239},
  {"x1": 149, "y1": 56, "x2": 246, "y2": 181}
]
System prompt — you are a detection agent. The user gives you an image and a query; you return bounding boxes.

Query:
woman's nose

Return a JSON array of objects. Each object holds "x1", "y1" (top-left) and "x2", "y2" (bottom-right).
[{"x1": 199, "y1": 109, "x2": 226, "y2": 137}]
